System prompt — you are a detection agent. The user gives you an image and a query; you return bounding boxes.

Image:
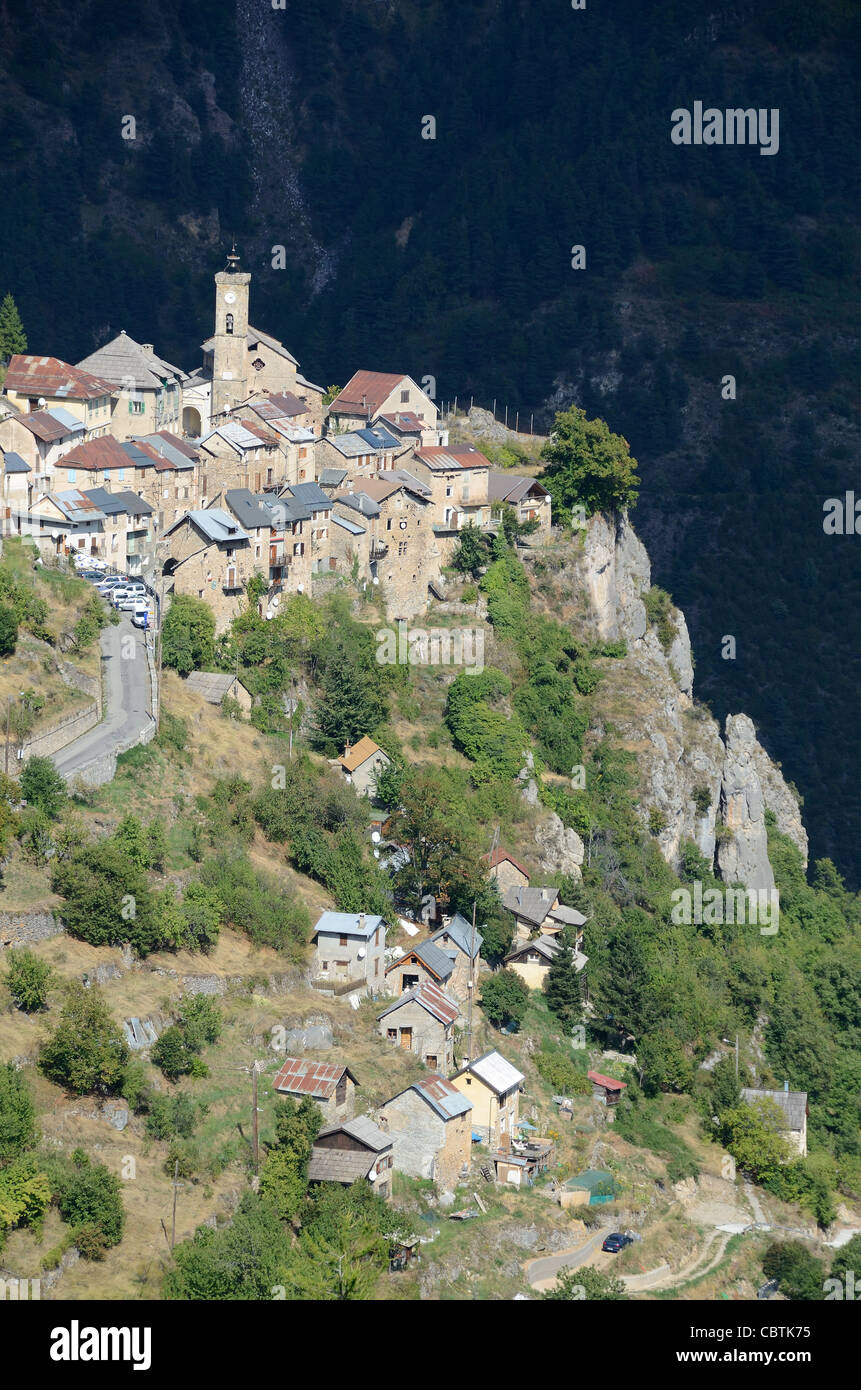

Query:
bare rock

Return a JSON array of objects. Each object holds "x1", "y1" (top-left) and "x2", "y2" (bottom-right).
[{"x1": 534, "y1": 813, "x2": 584, "y2": 879}]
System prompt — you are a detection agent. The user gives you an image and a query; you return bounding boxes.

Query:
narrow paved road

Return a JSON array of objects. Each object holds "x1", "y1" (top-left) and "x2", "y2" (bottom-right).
[
  {"x1": 525, "y1": 1227, "x2": 610, "y2": 1285},
  {"x1": 52, "y1": 615, "x2": 154, "y2": 780}
]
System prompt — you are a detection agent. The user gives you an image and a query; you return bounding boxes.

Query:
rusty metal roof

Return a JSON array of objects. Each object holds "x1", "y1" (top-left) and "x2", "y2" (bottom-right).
[
  {"x1": 272, "y1": 1057, "x2": 357, "y2": 1099},
  {"x1": 377, "y1": 979, "x2": 459, "y2": 1028},
  {"x1": 62, "y1": 435, "x2": 132, "y2": 470},
  {"x1": 328, "y1": 371, "x2": 406, "y2": 417},
  {"x1": 4, "y1": 355, "x2": 115, "y2": 400}
]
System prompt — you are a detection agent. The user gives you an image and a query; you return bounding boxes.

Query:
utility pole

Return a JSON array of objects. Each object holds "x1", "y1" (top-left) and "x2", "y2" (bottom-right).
[
  {"x1": 4, "y1": 697, "x2": 10, "y2": 775},
  {"x1": 466, "y1": 897, "x2": 477, "y2": 1065},
  {"x1": 170, "y1": 1159, "x2": 179, "y2": 1249},
  {"x1": 252, "y1": 1062, "x2": 260, "y2": 1176},
  {"x1": 735, "y1": 1033, "x2": 739, "y2": 1079}
]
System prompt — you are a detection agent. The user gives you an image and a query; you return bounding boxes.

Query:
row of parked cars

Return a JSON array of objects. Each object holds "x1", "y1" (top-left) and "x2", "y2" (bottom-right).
[{"x1": 74, "y1": 560, "x2": 154, "y2": 630}]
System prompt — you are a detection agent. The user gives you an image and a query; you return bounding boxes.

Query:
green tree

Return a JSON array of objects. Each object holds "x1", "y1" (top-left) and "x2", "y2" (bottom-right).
[
  {"x1": 4, "y1": 947, "x2": 52, "y2": 1012},
  {"x1": 164, "y1": 1193, "x2": 293, "y2": 1299},
  {"x1": 0, "y1": 293, "x2": 27, "y2": 362},
  {"x1": 51, "y1": 840, "x2": 163, "y2": 954},
  {"x1": 52, "y1": 1150, "x2": 125, "y2": 1252},
  {"x1": 543, "y1": 937, "x2": 583, "y2": 1029},
  {"x1": 162, "y1": 595, "x2": 215, "y2": 676},
  {"x1": 39, "y1": 983, "x2": 129, "y2": 1095},
  {"x1": 0, "y1": 605, "x2": 18, "y2": 656},
  {"x1": 540, "y1": 406, "x2": 640, "y2": 516},
  {"x1": 20, "y1": 756, "x2": 67, "y2": 818},
  {"x1": 542, "y1": 1265, "x2": 627, "y2": 1300},
  {"x1": 761, "y1": 1241, "x2": 824, "y2": 1301},
  {"x1": 720, "y1": 1099, "x2": 791, "y2": 1185},
  {"x1": 452, "y1": 524, "x2": 490, "y2": 577},
  {"x1": 0, "y1": 1062, "x2": 37, "y2": 1162},
  {"x1": 479, "y1": 969, "x2": 529, "y2": 1030}
]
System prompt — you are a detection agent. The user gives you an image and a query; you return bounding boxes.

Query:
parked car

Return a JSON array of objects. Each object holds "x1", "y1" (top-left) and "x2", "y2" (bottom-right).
[
  {"x1": 96, "y1": 576, "x2": 123, "y2": 591},
  {"x1": 131, "y1": 607, "x2": 151, "y2": 630},
  {"x1": 601, "y1": 1233, "x2": 633, "y2": 1253},
  {"x1": 116, "y1": 594, "x2": 144, "y2": 611},
  {"x1": 109, "y1": 587, "x2": 137, "y2": 606},
  {"x1": 77, "y1": 569, "x2": 104, "y2": 582}
]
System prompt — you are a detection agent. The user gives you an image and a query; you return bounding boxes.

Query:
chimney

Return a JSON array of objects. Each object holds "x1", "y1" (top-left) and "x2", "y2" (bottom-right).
[
  {"x1": 358, "y1": 912, "x2": 366, "y2": 932},
  {"x1": 784, "y1": 1079, "x2": 789, "y2": 1092},
  {"x1": 142, "y1": 344, "x2": 154, "y2": 354},
  {"x1": 541, "y1": 887, "x2": 549, "y2": 901}
]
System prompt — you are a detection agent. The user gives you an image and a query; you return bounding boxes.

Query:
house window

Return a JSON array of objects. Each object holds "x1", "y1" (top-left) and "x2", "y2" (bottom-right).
[
  {"x1": 225, "y1": 313, "x2": 234, "y2": 334},
  {"x1": 320, "y1": 961, "x2": 329, "y2": 973},
  {"x1": 398, "y1": 541, "x2": 407, "y2": 557},
  {"x1": 386, "y1": 518, "x2": 392, "y2": 531},
  {"x1": 374, "y1": 958, "x2": 380, "y2": 976},
  {"x1": 387, "y1": 1029, "x2": 397, "y2": 1041},
  {"x1": 339, "y1": 935, "x2": 348, "y2": 946},
  {"x1": 128, "y1": 400, "x2": 145, "y2": 415},
  {"x1": 445, "y1": 486, "x2": 453, "y2": 497},
  {"x1": 67, "y1": 470, "x2": 76, "y2": 484},
  {"x1": 252, "y1": 358, "x2": 265, "y2": 370},
  {"x1": 426, "y1": 1055, "x2": 437, "y2": 1070},
  {"x1": 335, "y1": 1075, "x2": 347, "y2": 1105},
  {"x1": 400, "y1": 390, "x2": 409, "y2": 403}
]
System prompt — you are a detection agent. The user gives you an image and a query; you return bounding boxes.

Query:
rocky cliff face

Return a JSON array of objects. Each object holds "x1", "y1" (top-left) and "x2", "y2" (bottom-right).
[{"x1": 556, "y1": 512, "x2": 808, "y2": 887}]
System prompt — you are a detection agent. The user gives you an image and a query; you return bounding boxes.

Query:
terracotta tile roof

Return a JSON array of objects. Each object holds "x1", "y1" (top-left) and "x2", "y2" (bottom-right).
[
  {"x1": 328, "y1": 371, "x2": 406, "y2": 418},
  {"x1": 272, "y1": 1057, "x2": 357, "y2": 1099},
  {"x1": 338, "y1": 736, "x2": 385, "y2": 772},
  {"x1": 4, "y1": 355, "x2": 115, "y2": 401}
]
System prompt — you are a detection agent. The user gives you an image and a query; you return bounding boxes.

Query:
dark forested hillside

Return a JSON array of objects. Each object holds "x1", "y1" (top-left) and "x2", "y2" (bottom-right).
[{"x1": 0, "y1": 0, "x2": 859, "y2": 877}]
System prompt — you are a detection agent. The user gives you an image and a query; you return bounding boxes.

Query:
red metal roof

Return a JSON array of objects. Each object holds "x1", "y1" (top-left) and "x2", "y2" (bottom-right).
[
  {"x1": 62, "y1": 436, "x2": 131, "y2": 470},
  {"x1": 4, "y1": 355, "x2": 115, "y2": 401},
  {"x1": 487, "y1": 846, "x2": 530, "y2": 879},
  {"x1": 272, "y1": 1057, "x2": 355, "y2": 1099},
  {"x1": 16, "y1": 410, "x2": 74, "y2": 443},
  {"x1": 416, "y1": 444, "x2": 491, "y2": 470},
  {"x1": 587, "y1": 1070, "x2": 627, "y2": 1091},
  {"x1": 328, "y1": 371, "x2": 406, "y2": 417}
]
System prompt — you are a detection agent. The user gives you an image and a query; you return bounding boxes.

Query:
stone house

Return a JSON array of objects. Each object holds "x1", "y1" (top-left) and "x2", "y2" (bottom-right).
[
  {"x1": 488, "y1": 472, "x2": 552, "y2": 542},
  {"x1": 740, "y1": 1087, "x2": 808, "y2": 1157},
  {"x1": 377, "y1": 1075, "x2": 472, "y2": 1190},
  {"x1": 376, "y1": 980, "x2": 459, "y2": 1073},
  {"x1": 312, "y1": 911, "x2": 387, "y2": 995},
  {"x1": 337, "y1": 736, "x2": 391, "y2": 798},
  {"x1": 50, "y1": 434, "x2": 139, "y2": 495},
  {"x1": 184, "y1": 671, "x2": 253, "y2": 716},
  {"x1": 272, "y1": 1057, "x2": 359, "y2": 1124},
  {"x1": 315, "y1": 425, "x2": 404, "y2": 479},
  {"x1": 28, "y1": 489, "x2": 107, "y2": 558},
  {"x1": 428, "y1": 913, "x2": 483, "y2": 1003},
  {"x1": 307, "y1": 1115, "x2": 394, "y2": 1201},
  {"x1": 487, "y1": 847, "x2": 530, "y2": 895},
  {"x1": 2, "y1": 355, "x2": 116, "y2": 439},
  {"x1": 0, "y1": 406, "x2": 85, "y2": 491},
  {"x1": 503, "y1": 885, "x2": 586, "y2": 945},
  {"x1": 332, "y1": 475, "x2": 438, "y2": 620},
  {"x1": 162, "y1": 508, "x2": 252, "y2": 634},
  {"x1": 384, "y1": 938, "x2": 455, "y2": 997},
  {"x1": 199, "y1": 421, "x2": 284, "y2": 495},
  {"x1": 450, "y1": 1050, "x2": 524, "y2": 1147},
  {"x1": 327, "y1": 371, "x2": 440, "y2": 441},
  {"x1": 0, "y1": 450, "x2": 33, "y2": 538},
  {"x1": 411, "y1": 445, "x2": 492, "y2": 533},
  {"x1": 121, "y1": 432, "x2": 200, "y2": 531},
  {"x1": 76, "y1": 331, "x2": 186, "y2": 442},
  {"x1": 504, "y1": 934, "x2": 562, "y2": 991},
  {"x1": 325, "y1": 510, "x2": 371, "y2": 582}
]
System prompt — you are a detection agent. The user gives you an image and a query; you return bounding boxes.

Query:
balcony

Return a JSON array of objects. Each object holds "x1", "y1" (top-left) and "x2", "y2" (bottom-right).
[{"x1": 369, "y1": 540, "x2": 388, "y2": 559}]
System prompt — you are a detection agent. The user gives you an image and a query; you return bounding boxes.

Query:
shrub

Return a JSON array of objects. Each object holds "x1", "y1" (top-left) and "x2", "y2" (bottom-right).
[
  {"x1": 39, "y1": 983, "x2": 129, "y2": 1095},
  {"x1": 479, "y1": 970, "x2": 529, "y2": 1030},
  {"x1": 643, "y1": 586, "x2": 676, "y2": 653},
  {"x1": 4, "y1": 947, "x2": 52, "y2": 1011},
  {"x1": 19, "y1": 756, "x2": 67, "y2": 818}
]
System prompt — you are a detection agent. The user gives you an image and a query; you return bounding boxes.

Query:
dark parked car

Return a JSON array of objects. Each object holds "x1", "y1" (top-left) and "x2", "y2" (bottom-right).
[{"x1": 602, "y1": 1232, "x2": 633, "y2": 1253}]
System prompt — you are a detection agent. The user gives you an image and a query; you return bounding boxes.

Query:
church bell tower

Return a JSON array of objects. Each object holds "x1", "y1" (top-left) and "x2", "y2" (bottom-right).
[{"x1": 211, "y1": 245, "x2": 251, "y2": 420}]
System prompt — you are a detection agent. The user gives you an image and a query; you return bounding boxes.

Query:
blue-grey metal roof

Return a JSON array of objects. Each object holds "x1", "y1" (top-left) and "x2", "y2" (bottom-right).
[
  {"x1": 334, "y1": 492, "x2": 380, "y2": 519},
  {"x1": 411, "y1": 938, "x2": 455, "y2": 981},
  {"x1": 120, "y1": 442, "x2": 155, "y2": 469},
  {"x1": 136, "y1": 434, "x2": 195, "y2": 469},
  {"x1": 431, "y1": 914, "x2": 483, "y2": 960},
  {"x1": 166, "y1": 509, "x2": 248, "y2": 544},
  {"x1": 331, "y1": 514, "x2": 366, "y2": 536},
  {"x1": 285, "y1": 481, "x2": 332, "y2": 510},
  {"x1": 46, "y1": 406, "x2": 85, "y2": 432},
  {"x1": 410, "y1": 1077, "x2": 472, "y2": 1120},
  {"x1": 313, "y1": 911, "x2": 384, "y2": 940},
  {"x1": 83, "y1": 487, "x2": 153, "y2": 517},
  {"x1": 258, "y1": 493, "x2": 311, "y2": 524},
  {"x1": 2, "y1": 452, "x2": 30, "y2": 473},
  {"x1": 225, "y1": 488, "x2": 273, "y2": 530},
  {"x1": 319, "y1": 467, "x2": 349, "y2": 486},
  {"x1": 356, "y1": 425, "x2": 399, "y2": 450}
]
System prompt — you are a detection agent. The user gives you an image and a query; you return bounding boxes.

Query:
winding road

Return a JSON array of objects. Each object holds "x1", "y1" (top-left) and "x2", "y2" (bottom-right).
[{"x1": 52, "y1": 615, "x2": 154, "y2": 781}]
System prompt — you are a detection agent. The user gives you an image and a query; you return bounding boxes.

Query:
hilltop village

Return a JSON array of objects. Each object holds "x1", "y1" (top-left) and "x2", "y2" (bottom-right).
[{"x1": 0, "y1": 251, "x2": 551, "y2": 629}]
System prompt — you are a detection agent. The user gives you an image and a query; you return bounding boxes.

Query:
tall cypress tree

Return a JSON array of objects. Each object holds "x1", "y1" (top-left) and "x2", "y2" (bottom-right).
[{"x1": 0, "y1": 294, "x2": 27, "y2": 362}]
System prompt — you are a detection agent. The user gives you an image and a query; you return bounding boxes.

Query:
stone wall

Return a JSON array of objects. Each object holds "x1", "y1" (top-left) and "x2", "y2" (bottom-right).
[
  {"x1": 20, "y1": 701, "x2": 100, "y2": 762},
  {"x1": 0, "y1": 910, "x2": 64, "y2": 947}
]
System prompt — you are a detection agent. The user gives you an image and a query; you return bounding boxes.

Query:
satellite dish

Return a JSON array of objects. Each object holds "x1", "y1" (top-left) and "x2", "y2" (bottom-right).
[
  {"x1": 372, "y1": 576, "x2": 379, "y2": 586},
  {"x1": 37, "y1": 397, "x2": 47, "y2": 407},
  {"x1": 297, "y1": 583, "x2": 304, "y2": 593},
  {"x1": 272, "y1": 594, "x2": 280, "y2": 606},
  {"x1": 371, "y1": 830, "x2": 381, "y2": 844},
  {"x1": 368, "y1": 1168, "x2": 377, "y2": 1182},
  {"x1": 357, "y1": 948, "x2": 366, "y2": 959},
  {"x1": 265, "y1": 609, "x2": 274, "y2": 620}
]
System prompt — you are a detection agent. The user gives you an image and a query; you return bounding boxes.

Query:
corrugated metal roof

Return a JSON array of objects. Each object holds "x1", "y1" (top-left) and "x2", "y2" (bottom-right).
[
  {"x1": 410, "y1": 1074, "x2": 472, "y2": 1120},
  {"x1": 386, "y1": 938, "x2": 454, "y2": 983},
  {"x1": 17, "y1": 409, "x2": 77, "y2": 442},
  {"x1": 313, "y1": 911, "x2": 384, "y2": 941},
  {"x1": 587, "y1": 1070, "x2": 627, "y2": 1092},
  {"x1": 202, "y1": 421, "x2": 262, "y2": 452},
  {"x1": 416, "y1": 445, "x2": 491, "y2": 470},
  {"x1": 316, "y1": 1114, "x2": 390, "y2": 1150},
  {"x1": 63, "y1": 436, "x2": 131, "y2": 471},
  {"x1": 331, "y1": 514, "x2": 366, "y2": 536},
  {"x1": 377, "y1": 980, "x2": 459, "y2": 1028},
  {"x1": 272, "y1": 1057, "x2": 355, "y2": 1099},
  {"x1": 165, "y1": 509, "x2": 248, "y2": 544},
  {"x1": 328, "y1": 371, "x2": 406, "y2": 417},
  {"x1": 456, "y1": 1050, "x2": 524, "y2": 1094},
  {"x1": 4, "y1": 354, "x2": 115, "y2": 400},
  {"x1": 82, "y1": 487, "x2": 153, "y2": 517}
]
